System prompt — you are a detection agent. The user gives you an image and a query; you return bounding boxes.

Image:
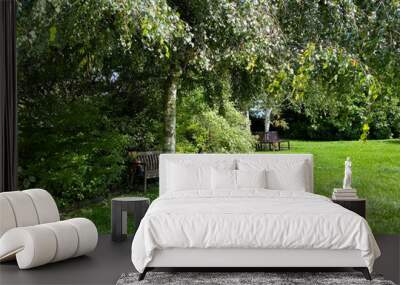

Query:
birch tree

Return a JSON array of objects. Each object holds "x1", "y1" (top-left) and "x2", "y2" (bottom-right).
[{"x1": 133, "y1": 0, "x2": 282, "y2": 152}]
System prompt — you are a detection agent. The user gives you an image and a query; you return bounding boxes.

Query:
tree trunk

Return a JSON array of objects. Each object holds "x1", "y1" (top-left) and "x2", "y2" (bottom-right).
[
  {"x1": 163, "y1": 70, "x2": 180, "y2": 153},
  {"x1": 264, "y1": 108, "x2": 272, "y2": 133},
  {"x1": 245, "y1": 110, "x2": 251, "y2": 132}
]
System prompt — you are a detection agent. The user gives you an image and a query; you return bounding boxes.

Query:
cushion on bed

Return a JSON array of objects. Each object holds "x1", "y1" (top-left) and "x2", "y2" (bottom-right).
[
  {"x1": 267, "y1": 167, "x2": 306, "y2": 191},
  {"x1": 212, "y1": 168, "x2": 237, "y2": 191},
  {"x1": 236, "y1": 169, "x2": 268, "y2": 189},
  {"x1": 166, "y1": 158, "x2": 237, "y2": 192},
  {"x1": 237, "y1": 159, "x2": 307, "y2": 191},
  {"x1": 167, "y1": 163, "x2": 212, "y2": 192}
]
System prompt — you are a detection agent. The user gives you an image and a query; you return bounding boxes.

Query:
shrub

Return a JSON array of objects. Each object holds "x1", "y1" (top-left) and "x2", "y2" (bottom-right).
[
  {"x1": 177, "y1": 88, "x2": 255, "y2": 153},
  {"x1": 18, "y1": 96, "x2": 130, "y2": 208}
]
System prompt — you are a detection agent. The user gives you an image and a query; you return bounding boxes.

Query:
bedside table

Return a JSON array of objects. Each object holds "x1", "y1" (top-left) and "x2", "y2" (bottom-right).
[
  {"x1": 111, "y1": 197, "x2": 150, "y2": 241},
  {"x1": 332, "y1": 198, "x2": 366, "y2": 218}
]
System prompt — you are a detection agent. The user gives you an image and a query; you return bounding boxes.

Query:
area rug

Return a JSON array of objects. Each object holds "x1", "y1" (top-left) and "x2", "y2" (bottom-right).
[{"x1": 116, "y1": 272, "x2": 396, "y2": 285}]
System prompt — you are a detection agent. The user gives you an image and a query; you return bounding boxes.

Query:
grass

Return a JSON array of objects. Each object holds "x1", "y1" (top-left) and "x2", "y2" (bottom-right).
[
  {"x1": 274, "y1": 139, "x2": 400, "y2": 234},
  {"x1": 63, "y1": 140, "x2": 400, "y2": 234},
  {"x1": 62, "y1": 186, "x2": 159, "y2": 234}
]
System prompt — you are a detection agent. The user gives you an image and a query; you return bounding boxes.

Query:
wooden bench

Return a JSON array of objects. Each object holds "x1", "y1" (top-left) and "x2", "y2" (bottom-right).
[
  {"x1": 128, "y1": 151, "x2": 160, "y2": 192},
  {"x1": 255, "y1": 131, "x2": 290, "y2": 151}
]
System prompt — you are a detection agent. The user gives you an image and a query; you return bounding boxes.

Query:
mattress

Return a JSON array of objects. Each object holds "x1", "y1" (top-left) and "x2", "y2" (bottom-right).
[{"x1": 131, "y1": 190, "x2": 380, "y2": 273}]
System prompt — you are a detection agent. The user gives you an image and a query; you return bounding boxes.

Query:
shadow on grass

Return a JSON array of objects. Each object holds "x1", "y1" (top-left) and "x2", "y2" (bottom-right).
[{"x1": 382, "y1": 139, "x2": 400, "y2": 145}]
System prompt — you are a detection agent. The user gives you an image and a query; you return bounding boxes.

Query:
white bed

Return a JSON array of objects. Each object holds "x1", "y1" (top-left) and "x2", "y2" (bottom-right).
[{"x1": 131, "y1": 154, "x2": 380, "y2": 280}]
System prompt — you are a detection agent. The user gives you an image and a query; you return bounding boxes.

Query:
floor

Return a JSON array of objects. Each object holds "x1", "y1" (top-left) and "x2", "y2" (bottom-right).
[
  {"x1": 0, "y1": 235, "x2": 399, "y2": 285},
  {"x1": 0, "y1": 235, "x2": 134, "y2": 285}
]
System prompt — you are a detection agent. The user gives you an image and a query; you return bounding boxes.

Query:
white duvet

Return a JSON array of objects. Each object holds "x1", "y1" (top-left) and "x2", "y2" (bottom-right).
[{"x1": 131, "y1": 190, "x2": 380, "y2": 273}]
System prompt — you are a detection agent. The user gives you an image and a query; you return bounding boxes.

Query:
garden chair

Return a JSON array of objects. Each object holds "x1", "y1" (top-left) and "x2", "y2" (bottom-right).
[{"x1": 265, "y1": 131, "x2": 290, "y2": 151}]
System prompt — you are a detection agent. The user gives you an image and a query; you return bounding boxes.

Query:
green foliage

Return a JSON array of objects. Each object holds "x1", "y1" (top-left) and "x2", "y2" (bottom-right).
[
  {"x1": 17, "y1": 0, "x2": 163, "y2": 204},
  {"x1": 18, "y1": 96, "x2": 130, "y2": 207},
  {"x1": 16, "y1": 0, "x2": 400, "y2": 206},
  {"x1": 261, "y1": 1, "x2": 400, "y2": 140},
  {"x1": 132, "y1": 0, "x2": 282, "y2": 71},
  {"x1": 287, "y1": 43, "x2": 382, "y2": 140},
  {"x1": 177, "y1": 88, "x2": 255, "y2": 153}
]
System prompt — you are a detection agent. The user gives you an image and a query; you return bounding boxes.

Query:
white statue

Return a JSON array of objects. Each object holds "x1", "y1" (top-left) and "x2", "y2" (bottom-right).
[{"x1": 343, "y1": 157, "x2": 352, "y2": 189}]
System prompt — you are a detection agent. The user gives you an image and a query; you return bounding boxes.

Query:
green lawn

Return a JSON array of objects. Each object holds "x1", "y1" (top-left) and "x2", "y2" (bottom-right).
[{"x1": 63, "y1": 140, "x2": 400, "y2": 234}]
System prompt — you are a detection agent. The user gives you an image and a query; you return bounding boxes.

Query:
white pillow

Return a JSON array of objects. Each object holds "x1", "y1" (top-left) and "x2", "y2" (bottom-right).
[
  {"x1": 236, "y1": 169, "x2": 268, "y2": 189},
  {"x1": 212, "y1": 168, "x2": 237, "y2": 191},
  {"x1": 167, "y1": 163, "x2": 212, "y2": 192},
  {"x1": 237, "y1": 159, "x2": 307, "y2": 191},
  {"x1": 266, "y1": 166, "x2": 306, "y2": 191}
]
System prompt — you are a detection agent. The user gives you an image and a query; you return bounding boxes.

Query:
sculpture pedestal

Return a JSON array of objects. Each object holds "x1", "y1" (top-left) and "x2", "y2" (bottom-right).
[{"x1": 332, "y1": 188, "x2": 358, "y2": 200}]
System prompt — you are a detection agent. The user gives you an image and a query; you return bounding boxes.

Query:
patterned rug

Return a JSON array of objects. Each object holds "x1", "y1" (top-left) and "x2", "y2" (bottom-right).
[{"x1": 116, "y1": 271, "x2": 396, "y2": 285}]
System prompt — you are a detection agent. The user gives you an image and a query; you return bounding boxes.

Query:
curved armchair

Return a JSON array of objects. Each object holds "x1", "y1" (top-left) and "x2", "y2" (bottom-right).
[{"x1": 0, "y1": 189, "x2": 98, "y2": 269}]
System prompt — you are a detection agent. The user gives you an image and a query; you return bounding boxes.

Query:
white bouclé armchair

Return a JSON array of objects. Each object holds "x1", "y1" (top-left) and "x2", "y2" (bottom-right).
[{"x1": 0, "y1": 189, "x2": 98, "y2": 269}]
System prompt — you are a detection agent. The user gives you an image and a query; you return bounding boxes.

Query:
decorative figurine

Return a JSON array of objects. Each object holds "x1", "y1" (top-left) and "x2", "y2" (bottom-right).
[{"x1": 343, "y1": 157, "x2": 352, "y2": 189}]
